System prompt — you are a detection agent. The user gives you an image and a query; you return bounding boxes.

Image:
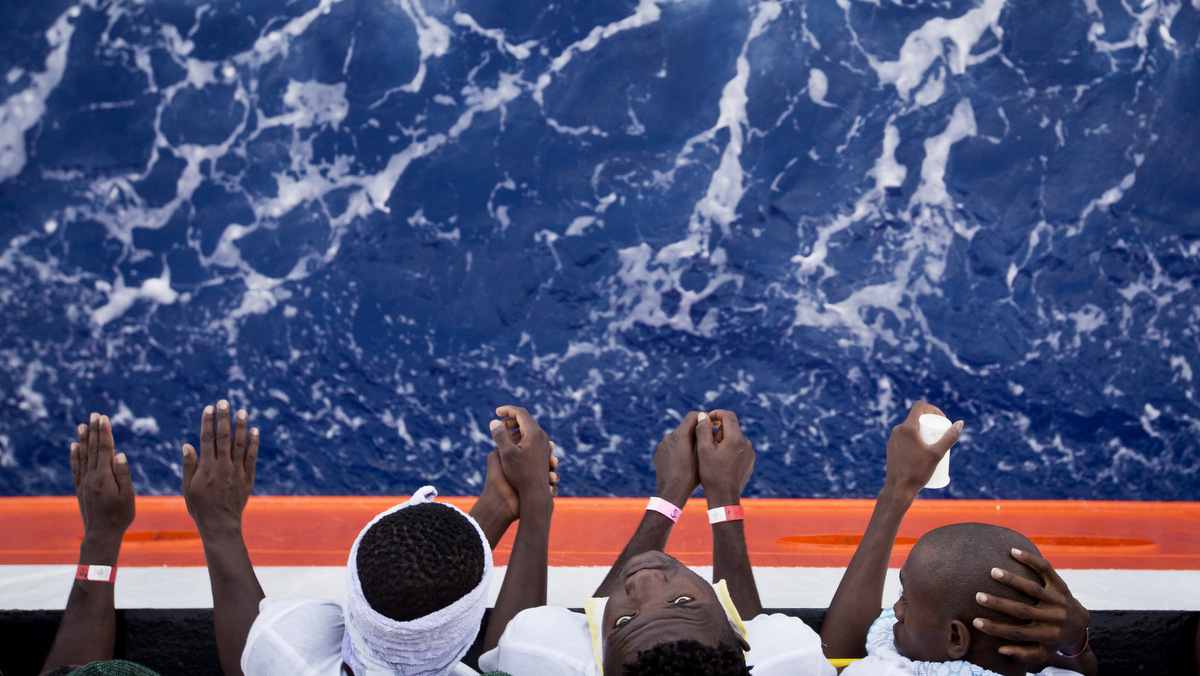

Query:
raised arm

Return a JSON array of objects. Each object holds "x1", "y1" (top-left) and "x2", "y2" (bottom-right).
[
  {"x1": 482, "y1": 405, "x2": 556, "y2": 651},
  {"x1": 697, "y1": 410, "x2": 762, "y2": 619},
  {"x1": 41, "y1": 414, "x2": 136, "y2": 674},
  {"x1": 592, "y1": 412, "x2": 701, "y2": 597},
  {"x1": 182, "y1": 400, "x2": 263, "y2": 676},
  {"x1": 469, "y1": 418, "x2": 560, "y2": 550},
  {"x1": 972, "y1": 548, "x2": 1098, "y2": 676},
  {"x1": 820, "y1": 401, "x2": 962, "y2": 659}
]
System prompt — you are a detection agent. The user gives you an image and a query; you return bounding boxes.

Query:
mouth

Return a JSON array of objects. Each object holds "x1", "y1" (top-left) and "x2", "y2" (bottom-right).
[{"x1": 620, "y1": 551, "x2": 673, "y2": 578}]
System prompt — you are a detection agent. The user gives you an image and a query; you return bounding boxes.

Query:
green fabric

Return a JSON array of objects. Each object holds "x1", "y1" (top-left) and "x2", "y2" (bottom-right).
[{"x1": 70, "y1": 660, "x2": 162, "y2": 676}]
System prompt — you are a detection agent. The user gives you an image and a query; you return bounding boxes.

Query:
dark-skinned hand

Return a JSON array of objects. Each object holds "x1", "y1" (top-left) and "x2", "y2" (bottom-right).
[
  {"x1": 885, "y1": 400, "x2": 963, "y2": 495},
  {"x1": 653, "y1": 411, "x2": 701, "y2": 507},
  {"x1": 973, "y1": 548, "x2": 1091, "y2": 665},
  {"x1": 182, "y1": 400, "x2": 259, "y2": 536},
  {"x1": 696, "y1": 410, "x2": 755, "y2": 505},
  {"x1": 70, "y1": 413, "x2": 135, "y2": 542}
]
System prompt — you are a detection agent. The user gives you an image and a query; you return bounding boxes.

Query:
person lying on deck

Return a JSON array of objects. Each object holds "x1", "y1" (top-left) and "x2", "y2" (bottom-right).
[
  {"x1": 39, "y1": 413, "x2": 162, "y2": 676},
  {"x1": 820, "y1": 401, "x2": 1097, "y2": 676},
  {"x1": 478, "y1": 409, "x2": 835, "y2": 676},
  {"x1": 182, "y1": 400, "x2": 558, "y2": 676}
]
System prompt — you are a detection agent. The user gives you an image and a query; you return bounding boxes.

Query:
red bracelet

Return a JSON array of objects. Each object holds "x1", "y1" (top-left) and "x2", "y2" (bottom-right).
[
  {"x1": 707, "y1": 505, "x2": 744, "y2": 524},
  {"x1": 646, "y1": 497, "x2": 683, "y2": 522},
  {"x1": 76, "y1": 565, "x2": 116, "y2": 583},
  {"x1": 1057, "y1": 628, "x2": 1089, "y2": 658}
]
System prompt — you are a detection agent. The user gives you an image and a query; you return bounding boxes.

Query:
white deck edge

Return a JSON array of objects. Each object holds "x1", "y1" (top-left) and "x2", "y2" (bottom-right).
[{"x1": 3, "y1": 565, "x2": 1199, "y2": 611}]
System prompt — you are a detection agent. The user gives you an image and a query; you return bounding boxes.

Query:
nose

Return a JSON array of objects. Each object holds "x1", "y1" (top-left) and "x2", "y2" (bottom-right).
[{"x1": 893, "y1": 597, "x2": 905, "y2": 622}]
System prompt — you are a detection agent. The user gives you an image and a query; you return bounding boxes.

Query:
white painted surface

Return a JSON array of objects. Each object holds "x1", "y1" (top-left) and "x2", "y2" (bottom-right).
[{"x1": 3, "y1": 565, "x2": 1199, "y2": 611}]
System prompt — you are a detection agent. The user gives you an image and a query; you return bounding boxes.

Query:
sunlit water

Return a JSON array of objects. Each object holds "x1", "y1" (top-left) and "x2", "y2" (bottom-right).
[{"x1": 2, "y1": 0, "x2": 1198, "y2": 500}]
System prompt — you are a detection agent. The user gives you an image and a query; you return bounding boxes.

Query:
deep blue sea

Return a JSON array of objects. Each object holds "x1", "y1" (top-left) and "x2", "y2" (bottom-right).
[{"x1": 1, "y1": 0, "x2": 1198, "y2": 500}]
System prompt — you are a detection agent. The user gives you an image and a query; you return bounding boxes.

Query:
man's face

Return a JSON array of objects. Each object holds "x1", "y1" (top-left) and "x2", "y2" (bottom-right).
[
  {"x1": 892, "y1": 547, "x2": 952, "y2": 663},
  {"x1": 601, "y1": 551, "x2": 743, "y2": 674}
]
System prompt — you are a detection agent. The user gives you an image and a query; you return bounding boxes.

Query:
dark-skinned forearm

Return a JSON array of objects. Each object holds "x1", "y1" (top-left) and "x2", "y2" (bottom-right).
[
  {"x1": 469, "y1": 492, "x2": 517, "y2": 551},
  {"x1": 820, "y1": 483, "x2": 915, "y2": 658},
  {"x1": 709, "y1": 489, "x2": 762, "y2": 619},
  {"x1": 199, "y1": 527, "x2": 265, "y2": 676},
  {"x1": 41, "y1": 535, "x2": 123, "y2": 671},
  {"x1": 483, "y1": 496, "x2": 552, "y2": 650}
]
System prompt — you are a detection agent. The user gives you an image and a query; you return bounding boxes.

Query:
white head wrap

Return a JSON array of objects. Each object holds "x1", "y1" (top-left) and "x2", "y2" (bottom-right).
[{"x1": 341, "y1": 485, "x2": 493, "y2": 676}]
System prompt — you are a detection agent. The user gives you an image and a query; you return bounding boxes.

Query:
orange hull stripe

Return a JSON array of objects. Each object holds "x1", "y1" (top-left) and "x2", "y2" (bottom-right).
[{"x1": 4, "y1": 497, "x2": 1199, "y2": 569}]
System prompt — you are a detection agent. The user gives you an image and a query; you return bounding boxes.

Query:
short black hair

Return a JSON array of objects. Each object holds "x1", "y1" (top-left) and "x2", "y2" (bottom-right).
[
  {"x1": 355, "y1": 502, "x2": 485, "y2": 622},
  {"x1": 622, "y1": 639, "x2": 752, "y2": 676},
  {"x1": 913, "y1": 522, "x2": 1041, "y2": 625}
]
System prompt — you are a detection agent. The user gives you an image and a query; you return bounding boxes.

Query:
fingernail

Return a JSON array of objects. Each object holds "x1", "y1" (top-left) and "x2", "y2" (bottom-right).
[
  {"x1": 218, "y1": 400, "x2": 228, "y2": 411},
  {"x1": 698, "y1": 412, "x2": 708, "y2": 422},
  {"x1": 1011, "y1": 548, "x2": 1022, "y2": 556},
  {"x1": 204, "y1": 405, "x2": 214, "y2": 415},
  {"x1": 90, "y1": 412, "x2": 98, "y2": 423},
  {"x1": 237, "y1": 410, "x2": 246, "y2": 421},
  {"x1": 976, "y1": 592, "x2": 988, "y2": 603},
  {"x1": 116, "y1": 453, "x2": 127, "y2": 465},
  {"x1": 991, "y1": 567, "x2": 1004, "y2": 579},
  {"x1": 489, "y1": 420, "x2": 502, "y2": 431},
  {"x1": 78, "y1": 424, "x2": 87, "y2": 434},
  {"x1": 250, "y1": 428, "x2": 259, "y2": 439},
  {"x1": 973, "y1": 618, "x2": 984, "y2": 629}
]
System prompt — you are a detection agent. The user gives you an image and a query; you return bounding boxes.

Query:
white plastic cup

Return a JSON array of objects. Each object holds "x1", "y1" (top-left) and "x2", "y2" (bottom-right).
[{"x1": 918, "y1": 413, "x2": 954, "y2": 489}]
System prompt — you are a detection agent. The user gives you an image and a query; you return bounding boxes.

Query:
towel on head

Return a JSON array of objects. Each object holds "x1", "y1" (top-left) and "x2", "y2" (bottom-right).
[{"x1": 342, "y1": 485, "x2": 493, "y2": 676}]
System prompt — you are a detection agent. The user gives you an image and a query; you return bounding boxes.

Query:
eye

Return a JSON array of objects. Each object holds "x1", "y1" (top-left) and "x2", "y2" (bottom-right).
[
  {"x1": 672, "y1": 595, "x2": 694, "y2": 605},
  {"x1": 614, "y1": 615, "x2": 633, "y2": 628},
  {"x1": 898, "y1": 588, "x2": 908, "y2": 605}
]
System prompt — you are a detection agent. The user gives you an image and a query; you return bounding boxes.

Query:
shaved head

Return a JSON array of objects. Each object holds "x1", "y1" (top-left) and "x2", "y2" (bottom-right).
[{"x1": 911, "y1": 523, "x2": 1041, "y2": 625}]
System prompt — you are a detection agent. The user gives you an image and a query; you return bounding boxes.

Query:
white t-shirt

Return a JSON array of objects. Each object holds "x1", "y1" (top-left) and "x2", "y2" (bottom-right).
[
  {"x1": 840, "y1": 609, "x2": 1083, "y2": 676},
  {"x1": 477, "y1": 605, "x2": 834, "y2": 676},
  {"x1": 241, "y1": 597, "x2": 479, "y2": 676}
]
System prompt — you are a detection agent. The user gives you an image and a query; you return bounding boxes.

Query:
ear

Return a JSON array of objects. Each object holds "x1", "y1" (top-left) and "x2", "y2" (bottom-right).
[
  {"x1": 947, "y1": 619, "x2": 971, "y2": 659},
  {"x1": 729, "y1": 621, "x2": 750, "y2": 652}
]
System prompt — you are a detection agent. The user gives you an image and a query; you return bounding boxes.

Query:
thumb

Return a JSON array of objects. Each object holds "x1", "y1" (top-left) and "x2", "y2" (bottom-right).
[
  {"x1": 182, "y1": 444, "x2": 198, "y2": 490},
  {"x1": 935, "y1": 420, "x2": 964, "y2": 453},
  {"x1": 695, "y1": 412, "x2": 715, "y2": 455},
  {"x1": 489, "y1": 419, "x2": 515, "y2": 450},
  {"x1": 112, "y1": 452, "x2": 134, "y2": 495}
]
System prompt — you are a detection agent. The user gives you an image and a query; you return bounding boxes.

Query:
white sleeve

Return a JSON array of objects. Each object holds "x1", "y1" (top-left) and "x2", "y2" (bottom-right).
[
  {"x1": 241, "y1": 597, "x2": 346, "y2": 676},
  {"x1": 742, "y1": 613, "x2": 837, "y2": 676},
  {"x1": 839, "y1": 655, "x2": 913, "y2": 675},
  {"x1": 477, "y1": 606, "x2": 599, "y2": 676},
  {"x1": 1035, "y1": 669, "x2": 1086, "y2": 676}
]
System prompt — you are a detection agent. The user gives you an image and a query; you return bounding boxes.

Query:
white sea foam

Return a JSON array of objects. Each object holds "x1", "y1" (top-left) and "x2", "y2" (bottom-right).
[
  {"x1": 807, "y1": 68, "x2": 835, "y2": 108},
  {"x1": 532, "y1": 0, "x2": 683, "y2": 106},
  {"x1": 453, "y1": 12, "x2": 536, "y2": 60},
  {"x1": 91, "y1": 268, "x2": 179, "y2": 327},
  {"x1": 866, "y1": 0, "x2": 1005, "y2": 102},
  {"x1": 0, "y1": 6, "x2": 78, "y2": 183}
]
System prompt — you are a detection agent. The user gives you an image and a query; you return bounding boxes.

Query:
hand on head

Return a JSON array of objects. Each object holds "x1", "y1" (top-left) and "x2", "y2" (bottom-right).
[
  {"x1": 885, "y1": 401, "x2": 963, "y2": 495},
  {"x1": 696, "y1": 410, "x2": 754, "y2": 506},
  {"x1": 973, "y1": 548, "x2": 1091, "y2": 667},
  {"x1": 487, "y1": 405, "x2": 556, "y2": 507},
  {"x1": 182, "y1": 400, "x2": 259, "y2": 535},
  {"x1": 653, "y1": 412, "x2": 701, "y2": 507},
  {"x1": 70, "y1": 413, "x2": 136, "y2": 542}
]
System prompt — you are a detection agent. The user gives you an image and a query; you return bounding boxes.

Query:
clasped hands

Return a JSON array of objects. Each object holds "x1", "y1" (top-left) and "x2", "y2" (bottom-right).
[{"x1": 654, "y1": 409, "x2": 755, "y2": 510}]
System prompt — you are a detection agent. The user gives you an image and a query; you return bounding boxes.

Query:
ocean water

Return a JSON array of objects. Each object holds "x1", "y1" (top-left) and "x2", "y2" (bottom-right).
[{"x1": 1, "y1": 0, "x2": 1198, "y2": 500}]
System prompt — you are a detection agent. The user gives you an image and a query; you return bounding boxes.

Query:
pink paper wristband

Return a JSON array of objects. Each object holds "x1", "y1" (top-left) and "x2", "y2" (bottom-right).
[
  {"x1": 707, "y1": 505, "x2": 745, "y2": 524},
  {"x1": 646, "y1": 497, "x2": 683, "y2": 523},
  {"x1": 76, "y1": 565, "x2": 116, "y2": 583}
]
